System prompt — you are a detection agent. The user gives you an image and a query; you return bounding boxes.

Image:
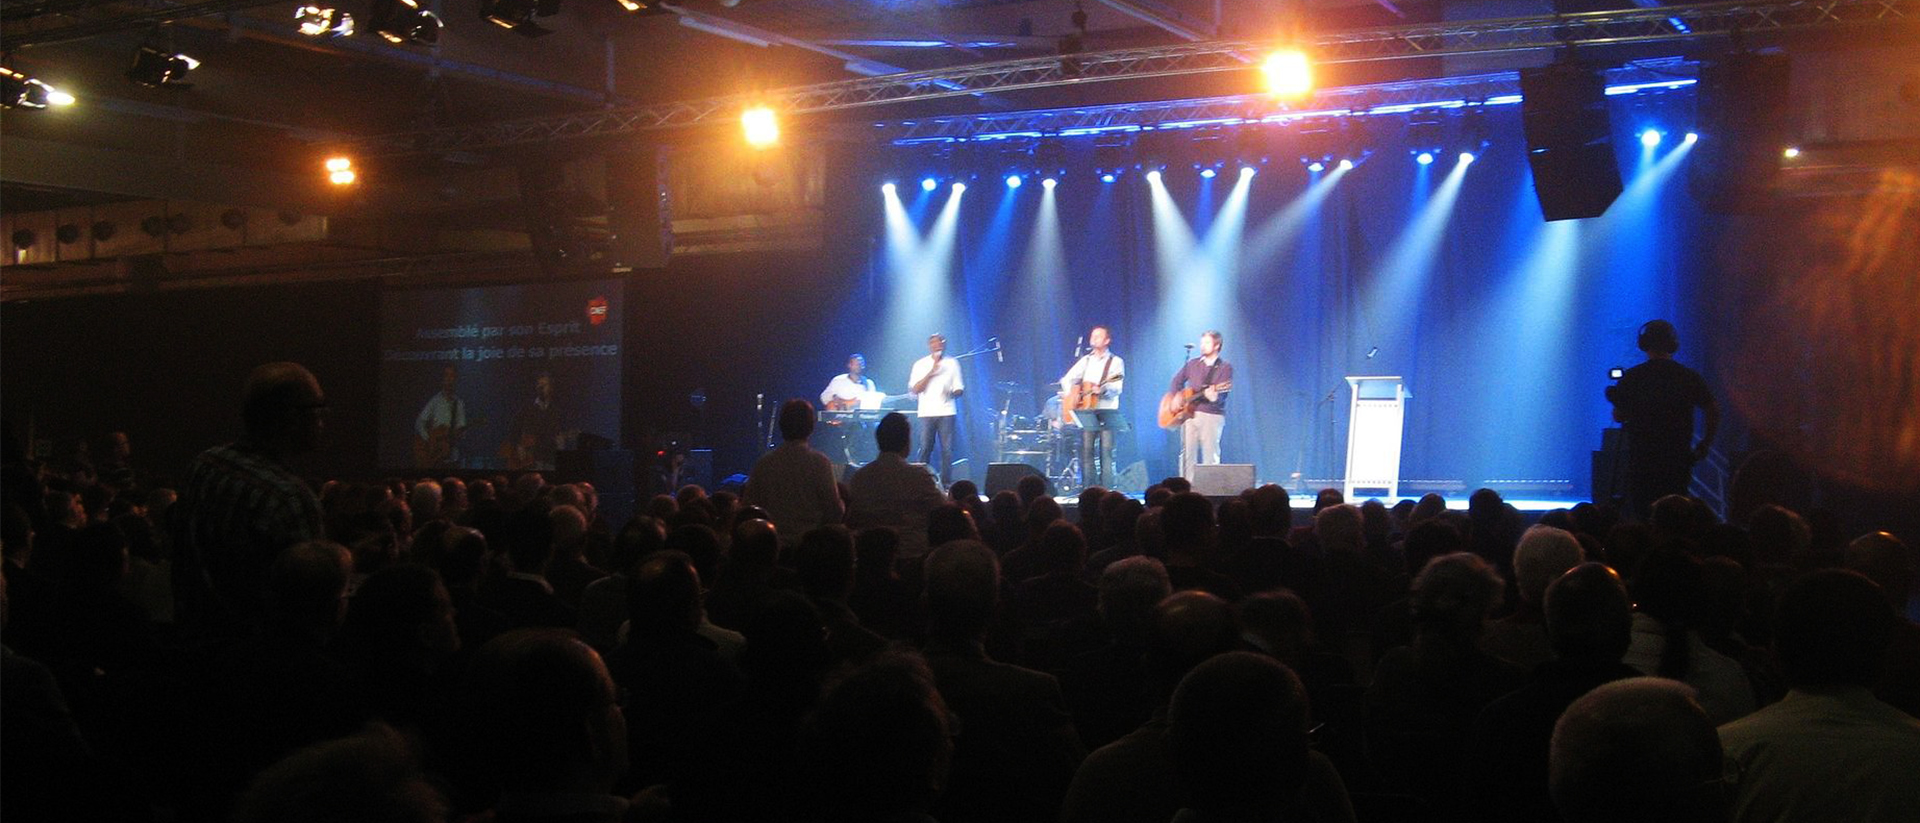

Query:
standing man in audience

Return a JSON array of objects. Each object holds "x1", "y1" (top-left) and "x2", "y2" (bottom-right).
[
  {"x1": 1607, "y1": 319, "x2": 1718, "y2": 520},
  {"x1": 848, "y1": 413, "x2": 947, "y2": 559},
  {"x1": 908, "y1": 333, "x2": 964, "y2": 486},
  {"x1": 744, "y1": 399, "x2": 846, "y2": 545},
  {"x1": 175, "y1": 362, "x2": 328, "y2": 638}
]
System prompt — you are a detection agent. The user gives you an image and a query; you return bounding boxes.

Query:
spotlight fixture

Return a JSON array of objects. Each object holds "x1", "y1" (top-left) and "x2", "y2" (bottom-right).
[
  {"x1": 295, "y1": 5, "x2": 355, "y2": 37},
  {"x1": 482, "y1": 0, "x2": 559, "y2": 37},
  {"x1": 1640, "y1": 129, "x2": 1663, "y2": 148},
  {"x1": 1100, "y1": 173, "x2": 1117, "y2": 183},
  {"x1": 371, "y1": 0, "x2": 443, "y2": 45},
  {"x1": 615, "y1": 0, "x2": 648, "y2": 9},
  {"x1": 1199, "y1": 167, "x2": 1216, "y2": 179},
  {"x1": 1683, "y1": 132, "x2": 1699, "y2": 144},
  {"x1": 324, "y1": 156, "x2": 357, "y2": 186},
  {"x1": 1307, "y1": 161, "x2": 1325, "y2": 172},
  {"x1": 1005, "y1": 174, "x2": 1022, "y2": 189},
  {"x1": 921, "y1": 177, "x2": 938, "y2": 192},
  {"x1": 1459, "y1": 151, "x2": 1476, "y2": 165},
  {"x1": 741, "y1": 106, "x2": 779, "y2": 149},
  {"x1": 1781, "y1": 146, "x2": 1801, "y2": 159},
  {"x1": 127, "y1": 46, "x2": 199, "y2": 89},
  {"x1": 882, "y1": 182, "x2": 897, "y2": 194},
  {"x1": 1240, "y1": 166, "x2": 1256, "y2": 178},
  {"x1": 951, "y1": 182, "x2": 966, "y2": 193},
  {"x1": 1042, "y1": 177, "x2": 1057, "y2": 189},
  {"x1": 1145, "y1": 169, "x2": 1162, "y2": 183},
  {"x1": 1337, "y1": 159, "x2": 1354, "y2": 171},
  {"x1": 1415, "y1": 151, "x2": 1435, "y2": 166},
  {"x1": 2, "y1": 67, "x2": 74, "y2": 109},
  {"x1": 1261, "y1": 48, "x2": 1313, "y2": 98}
]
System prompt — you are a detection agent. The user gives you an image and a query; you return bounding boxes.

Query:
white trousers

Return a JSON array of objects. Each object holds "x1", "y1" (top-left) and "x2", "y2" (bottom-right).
[{"x1": 1180, "y1": 411, "x2": 1224, "y2": 478}]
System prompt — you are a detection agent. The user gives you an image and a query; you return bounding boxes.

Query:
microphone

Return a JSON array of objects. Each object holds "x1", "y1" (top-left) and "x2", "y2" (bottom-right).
[
  {"x1": 992, "y1": 337, "x2": 1003, "y2": 363},
  {"x1": 1365, "y1": 346, "x2": 1379, "y2": 360},
  {"x1": 1074, "y1": 335, "x2": 1085, "y2": 358}
]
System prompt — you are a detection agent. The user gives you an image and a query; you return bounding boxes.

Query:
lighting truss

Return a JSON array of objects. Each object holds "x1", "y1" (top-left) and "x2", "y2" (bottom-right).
[
  {"x1": 877, "y1": 60, "x2": 1698, "y2": 144},
  {"x1": 334, "y1": 0, "x2": 1911, "y2": 156}
]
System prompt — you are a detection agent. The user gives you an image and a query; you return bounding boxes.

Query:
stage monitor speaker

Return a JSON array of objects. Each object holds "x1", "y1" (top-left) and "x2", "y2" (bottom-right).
[
  {"x1": 1520, "y1": 63, "x2": 1622, "y2": 221},
  {"x1": 1192, "y1": 464, "x2": 1256, "y2": 498},
  {"x1": 1689, "y1": 53, "x2": 1791, "y2": 214},
  {"x1": 606, "y1": 143, "x2": 672, "y2": 270},
  {"x1": 986, "y1": 462, "x2": 1052, "y2": 497}
]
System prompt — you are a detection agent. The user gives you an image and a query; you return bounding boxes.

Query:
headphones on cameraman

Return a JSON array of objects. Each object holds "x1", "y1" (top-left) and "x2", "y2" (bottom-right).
[{"x1": 1637, "y1": 320, "x2": 1679, "y2": 355}]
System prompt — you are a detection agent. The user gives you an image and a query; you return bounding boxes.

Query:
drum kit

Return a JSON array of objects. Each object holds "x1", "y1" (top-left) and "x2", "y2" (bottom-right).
[{"x1": 993, "y1": 381, "x2": 1083, "y2": 490}]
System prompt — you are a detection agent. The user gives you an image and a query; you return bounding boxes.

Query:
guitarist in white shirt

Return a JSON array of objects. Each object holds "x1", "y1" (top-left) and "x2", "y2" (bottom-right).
[{"x1": 1061, "y1": 326, "x2": 1125, "y2": 489}]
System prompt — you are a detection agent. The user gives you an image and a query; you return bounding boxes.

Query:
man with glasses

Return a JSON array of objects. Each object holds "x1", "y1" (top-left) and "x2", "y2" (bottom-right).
[{"x1": 175, "y1": 362, "x2": 329, "y2": 639}]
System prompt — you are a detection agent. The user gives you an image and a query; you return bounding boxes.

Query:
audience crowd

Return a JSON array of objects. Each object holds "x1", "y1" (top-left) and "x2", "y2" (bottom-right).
[{"x1": 3, "y1": 369, "x2": 1917, "y2": 823}]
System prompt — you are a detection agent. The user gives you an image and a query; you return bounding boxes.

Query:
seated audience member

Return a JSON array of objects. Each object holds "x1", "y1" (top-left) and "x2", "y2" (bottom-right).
[
  {"x1": 232, "y1": 723, "x2": 447, "y2": 823},
  {"x1": 926, "y1": 502, "x2": 982, "y2": 550},
  {"x1": 1550, "y1": 677, "x2": 1730, "y2": 823},
  {"x1": 847, "y1": 414, "x2": 947, "y2": 559},
  {"x1": 1167, "y1": 652, "x2": 1338, "y2": 823},
  {"x1": 1009, "y1": 520, "x2": 1099, "y2": 627},
  {"x1": 705, "y1": 518, "x2": 796, "y2": 631},
  {"x1": 481, "y1": 507, "x2": 575, "y2": 630},
  {"x1": 1060, "y1": 591, "x2": 1243, "y2": 823},
  {"x1": 1000, "y1": 496, "x2": 1064, "y2": 585},
  {"x1": 1482, "y1": 525, "x2": 1586, "y2": 668},
  {"x1": 847, "y1": 527, "x2": 919, "y2": 641},
  {"x1": 208, "y1": 541, "x2": 367, "y2": 814},
  {"x1": 1463, "y1": 562, "x2": 1643, "y2": 823},
  {"x1": 1718, "y1": 569, "x2": 1920, "y2": 822},
  {"x1": 1159, "y1": 492, "x2": 1241, "y2": 600},
  {"x1": 743, "y1": 399, "x2": 846, "y2": 543},
  {"x1": 793, "y1": 524, "x2": 888, "y2": 666},
  {"x1": 949, "y1": 479, "x2": 991, "y2": 528},
  {"x1": 541, "y1": 505, "x2": 604, "y2": 610},
  {"x1": 418, "y1": 525, "x2": 510, "y2": 652},
  {"x1": 1625, "y1": 549, "x2": 1757, "y2": 724},
  {"x1": 333, "y1": 564, "x2": 461, "y2": 731},
  {"x1": 576, "y1": 516, "x2": 665, "y2": 651},
  {"x1": 409, "y1": 481, "x2": 443, "y2": 525},
  {"x1": 1015, "y1": 474, "x2": 1049, "y2": 509},
  {"x1": 1060, "y1": 556, "x2": 1172, "y2": 750},
  {"x1": 1237, "y1": 589, "x2": 1357, "y2": 746},
  {"x1": 42, "y1": 522, "x2": 157, "y2": 684},
  {"x1": 987, "y1": 491, "x2": 1026, "y2": 555},
  {"x1": 1366, "y1": 553, "x2": 1526, "y2": 816},
  {"x1": 920, "y1": 540, "x2": 1085, "y2": 823},
  {"x1": 794, "y1": 651, "x2": 953, "y2": 822},
  {"x1": 1309, "y1": 503, "x2": 1398, "y2": 655},
  {"x1": 1843, "y1": 531, "x2": 1920, "y2": 718},
  {"x1": 1084, "y1": 497, "x2": 1147, "y2": 581},
  {"x1": 604, "y1": 551, "x2": 743, "y2": 788},
  {"x1": 452, "y1": 630, "x2": 629, "y2": 823}
]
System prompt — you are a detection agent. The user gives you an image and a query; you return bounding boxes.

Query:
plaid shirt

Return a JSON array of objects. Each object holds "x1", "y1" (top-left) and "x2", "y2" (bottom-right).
[{"x1": 173, "y1": 441, "x2": 323, "y2": 634}]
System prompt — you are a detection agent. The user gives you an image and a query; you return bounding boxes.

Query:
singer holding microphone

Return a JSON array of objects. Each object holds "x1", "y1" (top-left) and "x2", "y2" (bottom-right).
[{"x1": 909, "y1": 332, "x2": 965, "y2": 485}]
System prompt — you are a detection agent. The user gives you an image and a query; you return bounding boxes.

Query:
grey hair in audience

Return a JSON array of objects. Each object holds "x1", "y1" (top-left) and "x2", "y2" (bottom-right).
[
  {"x1": 1550, "y1": 678, "x2": 1727, "y2": 823},
  {"x1": 1513, "y1": 525, "x2": 1585, "y2": 607}
]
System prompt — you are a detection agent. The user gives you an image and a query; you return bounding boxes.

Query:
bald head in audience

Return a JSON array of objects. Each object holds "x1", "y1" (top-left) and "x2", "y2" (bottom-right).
[{"x1": 1550, "y1": 678, "x2": 1727, "y2": 823}]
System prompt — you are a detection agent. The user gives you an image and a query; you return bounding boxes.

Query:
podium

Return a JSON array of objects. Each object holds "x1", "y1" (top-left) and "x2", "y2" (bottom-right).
[{"x1": 1343, "y1": 376, "x2": 1408, "y2": 501}]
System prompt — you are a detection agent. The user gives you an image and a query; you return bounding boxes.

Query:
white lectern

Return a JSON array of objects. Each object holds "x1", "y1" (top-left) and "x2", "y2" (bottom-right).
[{"x1": 1343, "y1": 376, "x2": 1408, "y2": 501}]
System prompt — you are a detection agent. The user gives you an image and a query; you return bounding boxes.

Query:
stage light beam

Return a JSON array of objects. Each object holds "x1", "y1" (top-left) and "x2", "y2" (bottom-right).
[
  {"x1": 1042, "y1": 177, "x2": 1057, "y2": 189},
  {"x1": 1262, "y1": 49, "x2": 1313, "y2": 98},
  {"x1": 882, "y1": 182, "x2": 897, "y2": 195}
]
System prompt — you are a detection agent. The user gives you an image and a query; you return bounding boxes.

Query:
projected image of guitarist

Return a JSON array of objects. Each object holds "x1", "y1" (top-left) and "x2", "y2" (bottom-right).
[
  {"x1": 1161, "y1": 330, "x2": 1234, "y2": 479},
  {"x1": 413, "y1": 366, "x2": 470, "y2": 468},
  {"x1": 1061, "y1": 326, "x2": 1125, "y2": 489}
]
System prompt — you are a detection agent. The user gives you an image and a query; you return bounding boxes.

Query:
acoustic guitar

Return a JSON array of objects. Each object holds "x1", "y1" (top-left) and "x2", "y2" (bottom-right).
[
  {"x1": 413, "y1": 419, "x2": 480, "y2": 468},
  {"x1": 1062, "y1": 373, "x2": 1124, "y2": 427},
  {"x1": 1157, "y1": 380, "x2": 1232, "y2": 430}
]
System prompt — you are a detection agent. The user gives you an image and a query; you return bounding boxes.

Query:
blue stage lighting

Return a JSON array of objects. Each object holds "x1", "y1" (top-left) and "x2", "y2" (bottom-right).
[
  {"x1": 1416, "y1": 151, "x2": 1435, "y2": 166},
  {"x1": 1307, "y1": 161, "x2": 1325, "y2": 172},
  {"x1": 1640, "y1": 129, "x2": 1662, "y2": 148},
  {"x1": 1241, "y1": 166, "x2": 1256, "y2": 177},
  {"x1": 1200, "y1": 167, "x2": 1216, "y2": 179},
  {"x1": 921, "y1": 177, "x2": 938, "y2": 191},
  {"x1": 952, "y1": 181, "x2": 966, "y2": 193},
  {"x1": 1146, "y1": 169, "x2": 1162, "y2": 183},
  {"x1": 1005, "y1": 174, "x2": 1023, "y2": 189},
  {"x1": 1338, "y1": 159, "x2": 1354, "y2": 171},
  {"x1": 1101, "y1": 173, "x2": 1116, "y2": 183},
  {"x1": 1459, "y1": 151, "x2": 1476, "y2": 165},
  {"x1": 1042, "y1": 177, "x2": 1057, "y2": 189},
  {"x1": 882, "y1": 182, "x2": 897, "y2": 194},
  {"x1": 1683, "y1": 132, "x2": 1699, "y2": 144}
]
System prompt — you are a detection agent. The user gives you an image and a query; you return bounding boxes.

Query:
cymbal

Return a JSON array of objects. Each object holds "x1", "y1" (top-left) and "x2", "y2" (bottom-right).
[{"x1": 993, "y1": 381, "x2": 1026, "y2": 392}]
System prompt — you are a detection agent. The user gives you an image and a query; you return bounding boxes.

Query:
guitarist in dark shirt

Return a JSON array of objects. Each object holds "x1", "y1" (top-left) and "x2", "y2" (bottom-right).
[{"x1": 1165, "y1": 331, "x2": 1234, "y2": 479}]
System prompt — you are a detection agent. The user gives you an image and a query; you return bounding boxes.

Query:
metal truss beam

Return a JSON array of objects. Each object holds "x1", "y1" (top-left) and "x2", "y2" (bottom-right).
[
  {"x1": 874, "y1": 59, "x2": 1700, "y2": 144},
  {"x1": 340, "y1": 0, "x2": 1915, "y2": 157}
]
